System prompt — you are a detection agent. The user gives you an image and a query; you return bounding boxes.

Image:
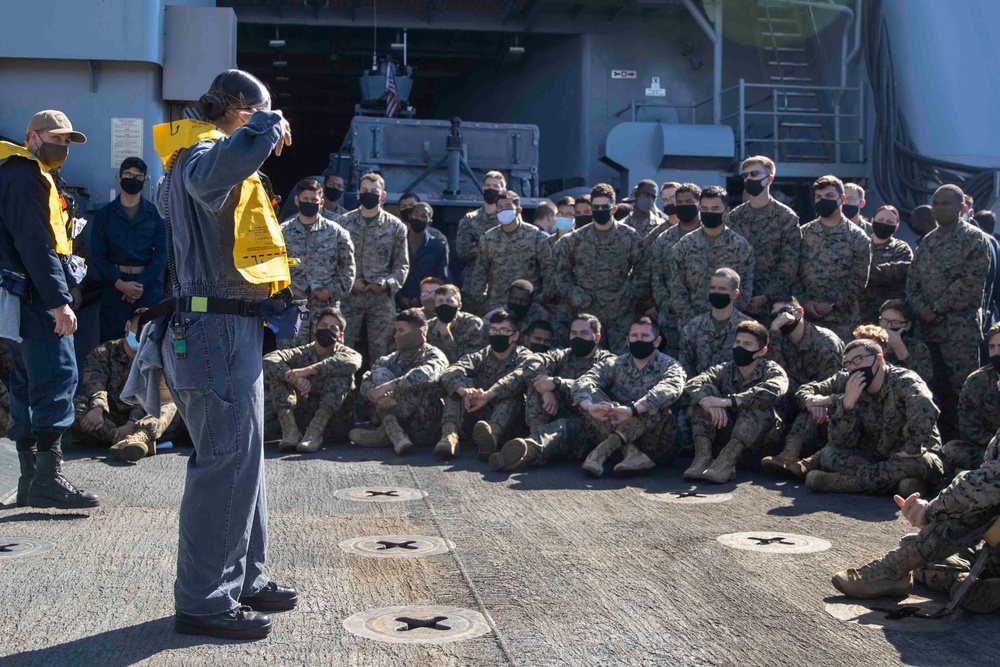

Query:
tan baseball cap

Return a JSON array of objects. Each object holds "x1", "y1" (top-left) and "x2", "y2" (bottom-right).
[{"x1": 26, "y1": 110, "x2": 87, "y2": 144}]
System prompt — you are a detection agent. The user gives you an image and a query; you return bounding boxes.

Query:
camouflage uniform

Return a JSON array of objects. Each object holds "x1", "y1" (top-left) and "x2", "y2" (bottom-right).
[
  {"x1": 907, "y1": 221, "x2": 991, "y2": 396},
  {"x1": 668, "y1": 227, "x2": 755, "y2": 326},
  {"x1": 553, "y1": 222, "x2": 644, "y2": 353},
  {"x1": 887, "y1": 334, "x2": 934, "y2": 384},
  {"x1": 322, "y1": 203, "x2": 349, "y2": 224},
  {"x1": 851, "y1": 216, "x2": 873, "y2": 237},
  {"x1": 809, "y1": 366, "x2": 944, "y2": 493},
  {"x1": 263, "y1": 342, "x2": 362, "y2": 443},
  {"x1": 795, "y1": 215, "x2": 872, "y2": 341},
  {"x1": 858, "y1": 237, "x2": 912, "y2": 324},
  {"x1": 72, "y1": 339, "x2": 179, "y2": 447},
  {"x1": 686, "y1": 359, "x2": 788, "y2": 458},
  {"x1": 678, "y1": 308, "x2": 751, "y2": 376},
  {"x1": 456, "y1": 207, "x2": 498, "y2": 312},
  {"x1": 727, "y1": 198, "x2": 801, "y2": 317},
  {"x1": 523, "y1": 347, "x2": 616, "y2": 432},
  {"x1": 361, "y1": 343, "x2": 449, "y2": 446},
  {"x1": 439, "y1": 345, "x2": 535, "y2": 441},
  {"x1": 942, "y1": 366, "x2": 1000, "y2": 471},
  {"x1": 620, "y1": 209, "x2": 664, "y2": 238},
  {"x1": 339, "y1": 208, "x2": 410, "y2": 362},
  {"x1": 470, "y1": 220, "x2": 551, "y2": 311},
  {"x1": 427, "y1": 311, "x2": 487, "y2": 363},
  {"x1": 572, "y1": 351, "x2": 687, "y2": 464},
  {"x1": 279, "y1": 215, "x2": 356, "y2": 346},
  {"x1": 647, "y1": 223, "x2": 699, "y2": 352}
]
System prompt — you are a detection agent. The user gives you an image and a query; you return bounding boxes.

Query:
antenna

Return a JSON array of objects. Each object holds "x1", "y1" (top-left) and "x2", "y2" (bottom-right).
[{"x1": 371, "y1": 0, "x2": 378, "y2": 71}]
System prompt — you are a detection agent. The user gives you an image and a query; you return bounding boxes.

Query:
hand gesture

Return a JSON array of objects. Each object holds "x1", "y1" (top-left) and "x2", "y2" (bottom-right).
[
  {"x1": 532, "y1": 375, "x2": 556, "y2": 394},
  {"x1": 843, "y1": 370, "x2": 867, "y2": 409},
  {"x1": 894, "y1": 493, "x2": 929, "y2": 529},
  {"x1": 607, "y1": 405, "x2": 633, "y2": 424},
  {"x1": 80, "y1": 407, "x2": 104, "y2": 433},
  {"x1": 585, "y1": 402, "x2": 616, "y2": 421},
  {"x1": 707, "y1": 406, "x2": 729, "y2": 429},
  {"x1": 770, "y1": 310, "x2": 796, "y2": 333}
]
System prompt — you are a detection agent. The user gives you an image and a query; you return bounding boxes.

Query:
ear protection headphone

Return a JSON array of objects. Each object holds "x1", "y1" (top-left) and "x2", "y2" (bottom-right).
[{"x1": 198, "y1": 92, "x2": 225, "y2": 121}]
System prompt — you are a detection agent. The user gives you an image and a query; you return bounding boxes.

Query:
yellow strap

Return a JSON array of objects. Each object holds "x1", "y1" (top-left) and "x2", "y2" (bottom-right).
[
  {"x1": 0, "y1": 142, "x2": 72, "y2": 255},
  {"x1": 151, "y1": 119, "x2": 228, "y2": 171}
]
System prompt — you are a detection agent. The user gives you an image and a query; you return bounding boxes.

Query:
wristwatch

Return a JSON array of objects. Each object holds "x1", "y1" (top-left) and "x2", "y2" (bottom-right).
[{"x1": 553, "y1": 377, "x2": 563, "y2": 389}]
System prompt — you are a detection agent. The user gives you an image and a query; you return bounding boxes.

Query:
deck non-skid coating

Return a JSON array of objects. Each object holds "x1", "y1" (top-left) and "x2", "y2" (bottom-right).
[
  {"x1": 343, "y1": 605, "x2": 491, "y2": 644},
  {"x1": 0, "y1": 438, "x2": 997, "y2": 666}
]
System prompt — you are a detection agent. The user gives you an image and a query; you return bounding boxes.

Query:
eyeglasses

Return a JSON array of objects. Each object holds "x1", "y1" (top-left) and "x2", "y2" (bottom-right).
[
  {"x1": 843, "y1": 353, "x2": 875, "y2": 370},
  {"x1": 591, "y1": 204, "x2": 612, "y2": 211},
  {"x1": 878, "y1": 317, "x2": 907, "y2": 329},
  {"x1": 122, "y1": 175, "x2": 146, "y2": 182},
  {"x1": 489, "y1": 328, "x2": 515, "y2": 336},
  {"x1": 741, "y1": 170, "x2": 770, "y2": 180}
]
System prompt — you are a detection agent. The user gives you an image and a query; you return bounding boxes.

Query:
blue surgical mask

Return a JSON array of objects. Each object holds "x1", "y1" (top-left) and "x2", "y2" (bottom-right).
[
  {"x1": 555, "y1": 217, "x2": 574, "y2": 233},
  {"x1": 126, "y1": 330, "x2": 139, "y2": 351}
]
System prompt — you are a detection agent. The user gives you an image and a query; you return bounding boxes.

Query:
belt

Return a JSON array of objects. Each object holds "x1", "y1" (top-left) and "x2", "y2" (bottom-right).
[
  {"x1": 117, "y1": 264, "x2": 146, "y2": 275},
  {"x1": 137, "y1": 295, "x2": 261, "y2": 330}
]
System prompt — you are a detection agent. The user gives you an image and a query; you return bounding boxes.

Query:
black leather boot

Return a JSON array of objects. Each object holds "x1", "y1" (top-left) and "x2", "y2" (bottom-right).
[
  {"x1": 15, "y1": 438, "x2": 36, "y2": 507},
  {"x1": 239, "y1": 581, "x2": 298, "y2": 612},
  {"x1": 175, "y1": 606, "x2": 272, "y2": 640},
  {"x1": 27, "y1": 438, "x2": 100, "y2": 510}
]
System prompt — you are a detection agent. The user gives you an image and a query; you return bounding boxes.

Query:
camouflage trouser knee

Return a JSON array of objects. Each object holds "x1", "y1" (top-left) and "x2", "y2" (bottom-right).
[
  {"x1": 134, "y1": 401, "x2": 181, "y2": 443},
  {"x1": 581, "y1": 396, "x2": 679, "y2": 465},
  {"x1": 817, "y1": 446, "x2": 943, "y2": 493},
  {"x1": 690, "y1": 405, "x2": 782, "y2": 459},
  {"x1": 525, "y1": 390, "x2": 576, "y2": 433},
  {"x1": 942, "y1": 439, "x2": 988, "y2": 472},
  {"x1": 342, "y1": 291, "x2": 397, "y2": 362},
  {"x1": 443, "y1": 394, "x2": 523, "y2": 441},
  {"x1": 532, "y1": 417, "x2": 589, "y2": 462},
  {"x1": 72, "y1": 403, "x2": 129, "y2": 447},
  {"x1": 371, "y1": 369, "x2": 443, "y2": 447},
  {"x1": 788, "y1": 410, "x2": 823, "y2": 453}
]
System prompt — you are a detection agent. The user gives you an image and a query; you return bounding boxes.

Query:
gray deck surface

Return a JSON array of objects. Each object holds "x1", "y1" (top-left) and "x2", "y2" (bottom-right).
[{"x1": 0, "y1": 437, "x2": 995, "y2": 666}]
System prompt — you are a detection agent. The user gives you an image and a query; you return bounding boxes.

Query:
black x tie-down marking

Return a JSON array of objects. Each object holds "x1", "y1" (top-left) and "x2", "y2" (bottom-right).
[
  {"x1": 365, "y1": 490, "x2": 399, "y2": 497},
  {"x1": 0, "y1": 544, "x2": 18, "y2": 553},
  {"x1": 395, "y1": 616, "x2": 452, "y2": 632},
  {"x1": 376, "y1": 540, "x2": 419, "y2": 550},
  {"x1": 672, "y1": 492, "x2": 707, "y2": 499},
  {"x1": 871, "y1": 605, "x2": 923, "y2": 621},
  {"x1": 747, "y1": 536, "x2": 796, "y2": 546}
]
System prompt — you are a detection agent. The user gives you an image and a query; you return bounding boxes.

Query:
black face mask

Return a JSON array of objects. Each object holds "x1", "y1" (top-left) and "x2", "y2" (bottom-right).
[
  {"x1": 701, "y1": 212, "x2": 725, "y2": 228},
  {"x1": 842, "y1": 204, "x2": 860, "y2": 219},
  {"x1": 592, "y1": 210, "x2": 613, "y2": 226},
  {"x1": 324, "y1": 187, "x2": 343, "y2": 203},
  {"x1": 120, "y1": 177, "x2": 144, "y2": 195},
  {"x1": 629, "y1": 339, "x2": 656, "y2": 360},
  {"x1": 315, "y1": 329, "x2": 337, "y2": 348},
  {"x1": 675, "y1": 204, "x2": 699, "y2": 224},
  {"x1": 399, "y1": 207, "x2": 412, "y2": 222},
  {"x1": 409, "y1": 218, "x2": 428, "y2": 234},
  {"x1": 733, "y1": 346, "x2": 758, "y2": 367},
  {"x1": 489, "y1": 334, "x2": 513, "y2": 354},
  {"x1": 872, "y1": 222, "x2": 896, "y2": 240},
  {"x1": 483, "y1": 188, "x2": 501, "y2": 205},
  {"x1": 853, "y1": 361, "x2": 878, "y2": 386},
  {"x1": 708, "y1": 292, "x2": 732, "y2": 309},
  {"x1": 743, "y1": 177, "x2": 767, "y2": 197},
  {"x1": 35, "y1": 141, "x2": 68, "y2": 169},
  {"x1": 575, "y1": 214, "x2": 593, "y2": 227},
  {"x1": 990, "y1": 355, "x2": 1000, "y2": 374},
  {"x1": 779, "y1": 316, "x2": 801, "y2": 336},
  {"x1": 434, "y1": 303, "x2": 458, "y2": 323},
  {"x1": 358, "y1": 192, "x2": 381, "y2": 210},
  {"x1": 663, "y1": 203, "x2": 678, "y2": 216},
  {"x1": 528, "y1": 342, "x2": 550, "y2": 354},
  {"x1": 815, "y1": 199, "x2": 841, "y2": 218},
  {"x1": 569, "y1": 337, "x2": 597, "y2": 358},
  {"x1": 298, "y1": 201, "x2": 319, "y2": 217},
  {"x1": 507, "y1": 302, "x2": 530, "y2": 319}
]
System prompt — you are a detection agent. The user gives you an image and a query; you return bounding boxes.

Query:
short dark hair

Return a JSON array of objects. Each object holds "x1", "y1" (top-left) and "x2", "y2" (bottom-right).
[
  {"x1": 974, "y1": 210, "x2": 997, "y2": 236},
  {"x1": 316, "y1": 307, "x2": 347, "y2": 330},
  {"x1": 524, "y1": 320, "x2": 554, "y2": 337},
  {"x1": 557, "y1": 196, "x2": 576, "y2": 207},
  {"x1": 736, "y1": 319, "x2": 769, "y2": 348},
  {"x1": 396, "y1": 308, "x2": 427, "y2": 329},
  {"x1": 296, "y1": 178, "x2": 323, "y2": 195},
  {"x1": 700, "y1": 185, "x2": 728, "y2": 203},
  {"x1": 844, "y1": 338, "x2": 882, "y2": 358},
  {"x1": 713, "y1": 267, "x2": 740, "y2": 290},
  {"x1": 399, "y1": 191, "x2": 421, "y2": 204},
  {"x1": 119, "y1": 157, "x2": 147, "y2": 176},
  {"x1": 629, "y1": 316, "x2": 658, "y2": 335},
  {"x1": 535, "y1": 201, "x2": 557, "y2": 219},
  {"x1": 590, "y1": 183, "x2": 616, "y2": 204},
  {"x1": 488, "y1": 309, "x2": 516, "y2": 327},
  {"x1": 498, "y1": 189, "x2": 521, "y2": 208},
  {"x1": 812, "y1": 174, "x2": 845, "y2": 196},
  {"x1": 572, "y1": 313, "x2": 601, "y2": 336},
  {"x1": 575, "y1": 194, "x2": 591, "y2": 205},
  {"x1": 772, "y1": 295, "x2": 801, "y2": 309},
  {"x1": 988, "y1": 321, "x2": 1000, "y2": 342},
  {"x1": 637, "y1": 179, "x2": 658, "y2": 192},
  {"x1": 675, "y1": 182, "x2": 702, "y2": 199},
  {"x1": 509, "y1": 279, "x2": 535, "y2": 295},
  {"x1": 878, "y1": 298, "x2": 911, "y2": 319},
  {"x1": 129, "y1": 307, "x2": 149, "y2": 328}
]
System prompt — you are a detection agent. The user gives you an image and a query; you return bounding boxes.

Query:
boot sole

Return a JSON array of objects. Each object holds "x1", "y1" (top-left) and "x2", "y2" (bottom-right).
[
  {"x1": 175, "y1": 617, "x2": 273, "y2": 640},
  {"x1": 472, "y1": 423, "x2": 497, "y2": 462},
  {"x1": 239, "y1": 596, "x2": 298, "y2": 613},
  {"x1": 120, "y1": 443, "x2": 147, "y2": 462},
  {"x1": 394, "y1": 441, "x2": 414, "y2": 455},
  {"x1": 581, "y1": 464, "x2": 603, "y2": 478},
  {"x1": 28, "y1": 497, "x2": 101, "y2": 509},
  {"x1": 613, "y1": 465, "x2": 654, "y2": 478},
  {"x1": 760, "y1": 459, "x2": 798, "y2": 478},
  {"x1": 831, "y1": 576, "x2": 911, "y2": 599},
  {"x1": 490, "y1": 441, "x2": 529, "y2": 472}
]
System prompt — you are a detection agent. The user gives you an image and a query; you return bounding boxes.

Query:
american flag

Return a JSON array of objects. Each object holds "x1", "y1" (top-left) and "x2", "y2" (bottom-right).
[{"x1": 385, "y1": 62, "x2": 399, "y2": 118}]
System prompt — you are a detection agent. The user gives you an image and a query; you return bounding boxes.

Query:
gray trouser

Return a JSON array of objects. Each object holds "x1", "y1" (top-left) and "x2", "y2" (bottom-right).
[{"x1": 163, "y1": 313, "x2": 269, "y2": 616}]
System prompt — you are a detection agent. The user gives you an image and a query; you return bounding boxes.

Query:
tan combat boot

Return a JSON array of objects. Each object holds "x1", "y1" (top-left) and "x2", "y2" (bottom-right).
[
  {"x1": 278, "y1": 409, "x2": 302, "y2": 452},
  {"x1": 761, "y1": 436, "x2": 804, "y2": 477},
  {"x1": 434, "y1": 423, "x2": 460, "y2": 458},
  {"x1": 806, "y1": 470, "x2": 864, "y2": 493},
  {"x1": 298, "y1": 405, "x2": 335, "y2": 453},
  {"x1": 383, "y1": 415, "x2": 414, "y2": 455},
  {"x1": 581, "y1": 434, "x2": 623, "y2": 477},
  {"x1": 613, "y1": 442, "x2": 656, "y2": 477},
  {"x1": 786, "y1": 452, "x2": 821, "y2": 480},
  {"x1": 473, "y1": 421, "x2": 500, "y2": 461},
  {"x1": 832, "y1": 538, "x2": 924, "y2": 599},
  {"x1": 349, "y1": 424, "x2": 391, "y2": 448},
  {"x1": 489, "y1": 437, "x2": 540, "y2": 472},
  {"x1": 683, "y1": 436, "x2": 714, "y2": 480},
  {"x1": 701, "y1": 439, "x2": 746, "y2": 484},
  {"x1": 111, "y1": 430, "x2": 154, "y2": 462}
]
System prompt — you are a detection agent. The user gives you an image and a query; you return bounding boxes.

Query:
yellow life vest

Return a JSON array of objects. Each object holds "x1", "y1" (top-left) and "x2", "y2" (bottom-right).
[
  {"x1": 152, "y1": 119, "x2": 290, "y2": 295},
  {"x1": 0, "y1": 141, "x2": 73, "y2": 256}
]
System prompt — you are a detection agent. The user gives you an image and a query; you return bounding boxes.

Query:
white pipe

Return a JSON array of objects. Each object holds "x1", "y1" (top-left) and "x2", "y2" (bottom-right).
[
  {"x1": 680, "y1": 0, "x2": 718, "y2": 44},
  {"x1": 403, "y1": 28, "x2": 408, "y2": 67}
]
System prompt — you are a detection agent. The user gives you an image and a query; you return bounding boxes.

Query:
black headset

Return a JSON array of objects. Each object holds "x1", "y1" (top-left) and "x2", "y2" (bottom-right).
[{"x1": 197, "y1": 92, "x2": 226, "y2": 122}]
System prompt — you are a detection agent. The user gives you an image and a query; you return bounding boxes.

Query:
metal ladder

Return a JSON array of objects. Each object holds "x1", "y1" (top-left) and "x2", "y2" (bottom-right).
[{"x1": 755, "y1": 1, "x2": 832, "y2": 162}]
